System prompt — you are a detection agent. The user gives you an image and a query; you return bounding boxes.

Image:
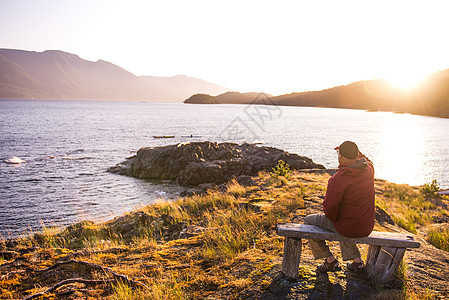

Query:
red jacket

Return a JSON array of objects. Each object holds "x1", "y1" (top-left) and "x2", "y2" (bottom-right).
[{"x1": 323, "y1": 156, "x2": 375, "y2": 238}]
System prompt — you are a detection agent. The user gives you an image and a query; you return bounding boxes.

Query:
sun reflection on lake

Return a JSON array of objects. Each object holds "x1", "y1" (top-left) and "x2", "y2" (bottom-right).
[{"x1": 374, "y1": 115, "x2": 426, "y2": 185}]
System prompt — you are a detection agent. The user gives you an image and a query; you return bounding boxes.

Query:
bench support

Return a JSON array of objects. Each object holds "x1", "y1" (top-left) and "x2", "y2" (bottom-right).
[
  {"x1": 281, "y1": 237, "x2": 302, "y2": 279},
  {"x1": 280, "y1": 239, "x2": 406, "y2": 283},
  {"x1": 277, "y1": 224, "x2": 419, "y2": 284},
  {"x1": 366, "y1": 245, "x2": 406, "y2": 283}
]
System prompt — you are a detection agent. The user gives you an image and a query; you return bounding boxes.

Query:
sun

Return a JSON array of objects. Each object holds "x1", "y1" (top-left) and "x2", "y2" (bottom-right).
[{"x1": 385, "y1": 71, "x2": 429, "y2": 90}]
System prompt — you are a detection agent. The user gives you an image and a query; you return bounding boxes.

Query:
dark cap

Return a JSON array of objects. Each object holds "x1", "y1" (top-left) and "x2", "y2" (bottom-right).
[{"x1": 334, "y1": 141, "x2": 359, "y2": 160}]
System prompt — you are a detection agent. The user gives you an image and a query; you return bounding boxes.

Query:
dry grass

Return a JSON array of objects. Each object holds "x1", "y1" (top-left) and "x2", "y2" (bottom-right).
[
  {"x1": 0, "y1": 171, "x2": 445, "y2": 299},
  {"x1": 0, "y1": 172, "x2": 304, "y2": 299},
  {"x1": 375, "y1": 182, "x2": 448, "y2": 235},
  {"x1": 427, "y1": 227, "x2": 449, "y2": 251},
  {"x1": 225, "y1": 178, "x2": 247, "y2": 197}
]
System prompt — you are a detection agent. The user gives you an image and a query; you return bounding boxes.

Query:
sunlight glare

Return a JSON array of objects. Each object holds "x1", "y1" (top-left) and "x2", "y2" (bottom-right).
[
  {"x1": 375, "y1": 116, "x2": 425, "y2": 185},
  {"x1": 385, "y1": 72, "x2": 428, "y2": 90}
]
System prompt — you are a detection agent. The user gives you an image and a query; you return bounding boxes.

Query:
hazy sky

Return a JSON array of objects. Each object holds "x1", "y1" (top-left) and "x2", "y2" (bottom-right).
[{"x1": 1, "y1": 0, "x2": 449, "y2": 95}]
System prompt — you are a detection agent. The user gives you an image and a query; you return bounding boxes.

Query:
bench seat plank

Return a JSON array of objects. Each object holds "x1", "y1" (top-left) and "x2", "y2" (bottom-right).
[{"x1": 276, "y1": 223, "x2": 420, "y2": 249}]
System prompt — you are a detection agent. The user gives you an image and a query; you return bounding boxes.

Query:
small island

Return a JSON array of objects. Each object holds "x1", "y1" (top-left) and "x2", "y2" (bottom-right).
[
  {"x1": 108, "y1": 141, "x2": 324, "y2": 186},
  {"x1": 184, "y1": 93, "x2": 219, "y2": 104}
]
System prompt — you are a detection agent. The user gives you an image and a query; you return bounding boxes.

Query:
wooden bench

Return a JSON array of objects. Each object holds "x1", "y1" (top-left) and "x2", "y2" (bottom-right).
[{"x1": 276, "y1": 223, "x2": 420, "y2": 283}]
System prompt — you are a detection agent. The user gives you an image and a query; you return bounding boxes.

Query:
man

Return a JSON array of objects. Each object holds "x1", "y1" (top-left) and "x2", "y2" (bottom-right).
[{"x1": 304, "y1": 141, "x2": 375, "y2": 273}]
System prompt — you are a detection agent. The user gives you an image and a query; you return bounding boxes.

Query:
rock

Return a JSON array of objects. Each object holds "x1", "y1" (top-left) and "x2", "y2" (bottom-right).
[
  {"x1": 197, "y1": 183, "x2": 216, "y2": 193},
  {"x1": 120, "y1": 223, "x2": 135, "y2": 235},
  {"x1": 180, "y1": 189, "x2": 196, "y2": 197},
  {"x1": 4, "y1": 156, "x2": 26, "y2": 164},
  {"x1": 432, "y1": 215, "x2": 449, "y2": 223},
  {"x1": 5, "y1": 239, "x2": 18, "y2": 248},
  {"x1": 238, "y1": 202, "x2": 262, "y2": 212},
  {"x1": 63, "y1": 220, "x2": 96, "y2": 239},
  {"x1": 236, "y1": 175, "x2": 255, "y2": 186},
  {"x1": 178, "y1": 225, "x2": 207, "y2": 239},
  {"x1": 65, "y1": 220, "x2": 95, "y2": 232},
  {"x1": 165, "y1": 222, "x2": 187, "y2": 241},
  {"x1": 426, "y1": 197, "x2": 447, "y2": 209},
  {"x1": 0, "y1": 250, "x2": 19, "y2": 260},
  {"x1": 108, "y1": 142, "x2": 325, "y2": 186},
  {"x1": 374, "y1": 205, "x2": 395, "y2": 225}
]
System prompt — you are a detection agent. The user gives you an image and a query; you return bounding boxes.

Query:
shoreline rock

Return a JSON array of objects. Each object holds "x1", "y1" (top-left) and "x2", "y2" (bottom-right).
[{"x1": 108, "y1": 141, "x2": 325, "y2": 186}]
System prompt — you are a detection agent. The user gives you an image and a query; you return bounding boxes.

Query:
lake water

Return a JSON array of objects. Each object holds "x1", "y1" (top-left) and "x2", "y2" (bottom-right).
[{"x1": 1, "y1": 99, "x2": 448, "y2": 238}]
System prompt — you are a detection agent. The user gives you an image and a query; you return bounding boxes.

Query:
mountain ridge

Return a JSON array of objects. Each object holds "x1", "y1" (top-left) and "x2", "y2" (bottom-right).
[
  {"x1": 185, "y1": 70, "x2": 449, "y2": 118},
  {"x1": 0, "y1": 48, "x2": 229, "y2": 101}
]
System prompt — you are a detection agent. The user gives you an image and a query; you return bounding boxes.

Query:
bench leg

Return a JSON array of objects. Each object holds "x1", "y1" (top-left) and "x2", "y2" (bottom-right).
[
  {"x1": 381, "y1": 247, "x2": 406, "y2": 283},
  {"x1": 366, "y1": 245, "x2": 406, "y2": 284},
  {"x1": 281, "y1": 237, "x2": 302, "y2": 279},
  {"x1": 365, "y1": 245, "x2": 381, "y2": 273}
]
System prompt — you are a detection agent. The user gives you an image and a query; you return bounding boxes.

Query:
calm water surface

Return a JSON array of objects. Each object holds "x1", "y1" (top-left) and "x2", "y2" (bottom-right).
[{"x1": 1, "y1": 100, "x2": 448, "y2": 237}]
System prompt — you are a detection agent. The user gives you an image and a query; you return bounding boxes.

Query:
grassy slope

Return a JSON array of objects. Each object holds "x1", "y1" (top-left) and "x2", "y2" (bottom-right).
[{"x1": 1, "y1": 172, "x2": 448, "y2": 299}]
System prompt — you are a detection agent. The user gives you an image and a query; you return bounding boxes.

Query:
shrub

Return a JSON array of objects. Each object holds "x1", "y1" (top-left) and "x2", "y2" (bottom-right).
[
  {"x1": 420, "y1": 179, "x2": 441, "y2": 199},
  {"x1": 270, "y1": 160, "x2": 292, "y2": 178}
]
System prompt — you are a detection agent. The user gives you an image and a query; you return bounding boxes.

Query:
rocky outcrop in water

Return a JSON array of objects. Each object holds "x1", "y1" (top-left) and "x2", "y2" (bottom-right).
[{"x1": 108, "y1": 141, "x2": 325, "y2": 186}]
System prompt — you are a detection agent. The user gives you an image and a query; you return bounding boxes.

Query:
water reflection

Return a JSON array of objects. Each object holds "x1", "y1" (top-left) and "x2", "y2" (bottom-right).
[{"x1": 375, "y1": 115, "x2": 425, "y2": 185}]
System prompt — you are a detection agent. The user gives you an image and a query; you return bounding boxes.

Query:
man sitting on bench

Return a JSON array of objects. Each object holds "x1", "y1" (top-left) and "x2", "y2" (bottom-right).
[{"x1": 304, "y1": 141, "x2": 375, "y2": 273}]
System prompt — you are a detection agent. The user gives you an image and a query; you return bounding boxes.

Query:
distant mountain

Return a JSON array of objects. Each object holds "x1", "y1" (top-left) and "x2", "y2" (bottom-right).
[
  {"x1": 185, "y1": 70, "x2": 449, "y2": 118},
  {"x1": 0, "y1": 49, "x2": 229, "y2": 101}
]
